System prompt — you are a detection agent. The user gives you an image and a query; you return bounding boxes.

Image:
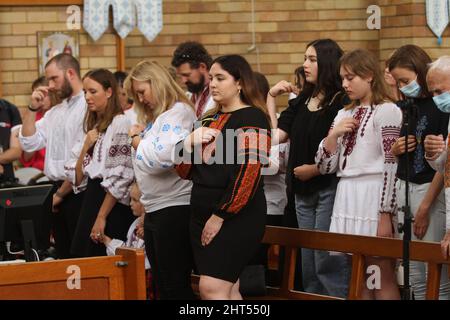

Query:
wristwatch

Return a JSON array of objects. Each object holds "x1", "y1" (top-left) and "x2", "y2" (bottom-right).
[{"x1": 128, "y1": 134, "x2": 139, "y2": 145}]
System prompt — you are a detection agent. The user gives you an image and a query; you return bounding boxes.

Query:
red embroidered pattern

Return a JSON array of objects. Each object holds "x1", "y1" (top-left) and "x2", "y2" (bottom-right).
[
  {"x1": 360, "y1": 108, "x2": 373, "y2": 137},
  {"x1": 192, "y1": 86, "x2": 210, "y2": 118},
  {"x1": 381, "y1": 126, "x2": 400, "y2": 164},
  {"x1": 445, "y1": 133, "x2": 450, "y2": 188},
  {"x1": 342, "y1": 107, "x2": 367, "y2": 169},
  {"x1": 202, "y1": 114, "x2": 231, "y2": 163},
  {"x1": 175, "y1": 163, "x2": 193, "y2": 180},
  {"x1": 225, "y1": 162, "x2": 261, "y2": 213}
]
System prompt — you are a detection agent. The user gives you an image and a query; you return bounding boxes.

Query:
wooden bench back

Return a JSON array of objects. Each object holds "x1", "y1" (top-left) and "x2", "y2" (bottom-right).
[
  {"x1": 261, "y1": 226, "x2": 450, "y2": 300},
  {"x1": 0, "y1": 248, "x2": 146, "y2": 300}
]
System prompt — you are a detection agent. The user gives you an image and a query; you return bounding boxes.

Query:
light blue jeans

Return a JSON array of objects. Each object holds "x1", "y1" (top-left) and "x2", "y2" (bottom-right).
[
  {"x1": 295, "y1": 181, "x2": 350, "y2": 298},
  {"x1": 396, "y1": 179, "x2": 450, "y2": 300}
]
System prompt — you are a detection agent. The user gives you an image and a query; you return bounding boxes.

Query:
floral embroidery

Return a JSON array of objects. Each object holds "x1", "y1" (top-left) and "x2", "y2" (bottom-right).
[
  {"x1": 162, "y1": 124, "x2": 170, "y2": 132},
  {"x1": 413, "y1": 115, "x2": 428, "y2": 174},
  {"x1": 342, "y1": 107, "x2": 367, "y2": 169},
  {"x1": 173, "y1": 125, "x2": 182, "y2": 134}
]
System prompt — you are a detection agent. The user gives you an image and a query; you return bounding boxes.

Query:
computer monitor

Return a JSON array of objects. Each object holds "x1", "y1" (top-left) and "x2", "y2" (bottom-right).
[{"x1": 0, "y1": 184, "x2": 54, "y2": 260}]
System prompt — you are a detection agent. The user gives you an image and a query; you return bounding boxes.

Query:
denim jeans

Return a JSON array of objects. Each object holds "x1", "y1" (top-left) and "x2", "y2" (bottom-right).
[
  {"x1": 295, "y1": 181, "x2": 350, "y2": 298},
  {"x1": 396, "y1": 179, "x2": 450, "y2": 300}
]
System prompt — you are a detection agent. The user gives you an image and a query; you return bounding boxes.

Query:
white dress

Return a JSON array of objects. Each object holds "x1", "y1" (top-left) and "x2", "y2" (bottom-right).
[{"x1": 315, "y1": 102, "x2": 402, "y2": 236}]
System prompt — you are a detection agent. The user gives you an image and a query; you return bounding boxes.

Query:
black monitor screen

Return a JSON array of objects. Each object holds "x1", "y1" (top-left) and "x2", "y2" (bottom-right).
[{"x1": 0, "y1": 184, "x2": 54, "y2": 251}]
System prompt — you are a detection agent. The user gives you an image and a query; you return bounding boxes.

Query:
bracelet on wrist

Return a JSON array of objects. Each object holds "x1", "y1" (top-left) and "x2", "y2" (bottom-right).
[
  {"x1": 268, "y1": 90, "x2": 276, "y2": 98},
  {"x1": 28, "y1": 104, "x2": 40, "y2": 112}
]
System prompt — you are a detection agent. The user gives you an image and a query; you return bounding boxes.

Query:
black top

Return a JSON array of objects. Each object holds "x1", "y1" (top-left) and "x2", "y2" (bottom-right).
[
  {"x1": 396, "y1": 97, "x2": 449, "y2": 184},
  {"x1": 176, "y1": 107, "x2": 271, "y2": 220},
  {"x1": 278, "y1": 92, "x2": 347, "y2": 195},
  {"x1": 0, "y1": 99, "x2": 22, "y2": 179}
]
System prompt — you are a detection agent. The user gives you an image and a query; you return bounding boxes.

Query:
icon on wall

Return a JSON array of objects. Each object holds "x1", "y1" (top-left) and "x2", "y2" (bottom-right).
[{"x1": 37, "y1": 31, "x2": 79, "y2": 75}]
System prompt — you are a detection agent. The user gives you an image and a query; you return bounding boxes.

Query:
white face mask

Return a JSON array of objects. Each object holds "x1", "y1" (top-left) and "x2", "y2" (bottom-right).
[
  {"x1": 399, "y1": 79, "x2": 421, "y2": 98},
  {"x1": 433, "y1": 91, "x2": 450, "y2": 113}
]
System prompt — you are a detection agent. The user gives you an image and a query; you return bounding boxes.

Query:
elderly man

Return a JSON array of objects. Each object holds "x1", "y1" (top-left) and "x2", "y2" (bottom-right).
[{"x1": 424, "y1": 55, "x2": 450, "y2": 260}]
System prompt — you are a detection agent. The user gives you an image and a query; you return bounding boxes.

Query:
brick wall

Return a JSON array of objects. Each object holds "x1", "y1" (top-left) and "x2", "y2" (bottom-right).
[
  {"x1": 379, "y1": 0, "x2": 450, "y2": 63},
  {"x1": 0, "y1": 5, "x2": 117, "y2": 107},
  {"x1": 0, "y1": 0, "x2": 447, "y2": 108}
]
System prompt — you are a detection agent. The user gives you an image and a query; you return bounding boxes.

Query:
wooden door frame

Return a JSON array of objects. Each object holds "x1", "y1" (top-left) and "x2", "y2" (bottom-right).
[{"x1": 0, "y1": 0, "x2": 125, "y2": 95}]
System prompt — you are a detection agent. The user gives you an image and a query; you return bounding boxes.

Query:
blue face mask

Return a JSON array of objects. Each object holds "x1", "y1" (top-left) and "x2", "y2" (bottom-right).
[
  {"x1": 399, "y1": 79, "x2": 421, "y2": 98},
  {"x1": 433, "y1": 91, "x2": 450, "y2": 113}
]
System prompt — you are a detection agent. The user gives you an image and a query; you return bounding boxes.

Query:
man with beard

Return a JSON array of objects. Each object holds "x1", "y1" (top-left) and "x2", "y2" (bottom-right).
[
  {"x1": 19, "y1": 53, "x2": 87, "y2": 259},
  {"x1": 171, "y1": 41, "x2": 215, "y2": 118}
]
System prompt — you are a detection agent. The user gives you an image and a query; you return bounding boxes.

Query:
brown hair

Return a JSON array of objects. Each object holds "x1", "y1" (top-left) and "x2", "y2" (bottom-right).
[
  {"x1": 124, "y1": 60, "x2": 194, "y2": 125},
  {"x1": 339, "y1": 49, "x2": 393, "y2": 109},
  {"x1": 82, "y1": 68, "x2": 123, "y2": 133},
  {"x1": 45, "y1": 53, "x2": 81, "y2": 78},
  {"x1": 31, "y1": 76, "x2": 61, "y2": 107},
  {"x1": 388, "y1": 44, "x2": 432, "y2": 98}
]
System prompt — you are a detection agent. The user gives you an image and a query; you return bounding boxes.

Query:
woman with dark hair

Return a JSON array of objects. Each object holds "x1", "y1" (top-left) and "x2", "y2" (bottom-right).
[
  {"x1": 66, "y1": 68, "x2": 135, "y2": 257},
  {"x1": 176, "y1": 54, "x2": 271, "y2": 299},
  {"x1": 389, "y1": 45, "x2": 450, "y2": 300},
  {"x1": 271, "y1": 39, "x2": 350, "y2": 297},
  {"x1": 19, "y1": 76, "x2": 61, "y2": 171}
]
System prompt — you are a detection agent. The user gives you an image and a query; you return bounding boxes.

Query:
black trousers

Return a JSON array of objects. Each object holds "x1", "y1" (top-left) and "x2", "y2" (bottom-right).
[
  {"x1": 144, "y1": 205, "x2": 194, "y2": 300},
  {"x1": 52, "y1": 181, "x2": 85, "y2": 259}
]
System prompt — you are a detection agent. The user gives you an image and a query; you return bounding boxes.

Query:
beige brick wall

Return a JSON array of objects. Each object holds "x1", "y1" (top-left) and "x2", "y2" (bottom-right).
[
  {"x1": 379, "y1": 0, "x2": 450, "y2": 63},
  {"x1": 0, "y1": 5, "x2": 117, "y2": 107},
  {"x1": 0, "y1": 0, "x2": 447, "y2": 109}
]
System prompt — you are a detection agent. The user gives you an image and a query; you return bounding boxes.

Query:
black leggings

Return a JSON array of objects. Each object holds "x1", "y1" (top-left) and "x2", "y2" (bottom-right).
[{"x1": 144, "y1": 205, "x2": 194, "y2": 300}]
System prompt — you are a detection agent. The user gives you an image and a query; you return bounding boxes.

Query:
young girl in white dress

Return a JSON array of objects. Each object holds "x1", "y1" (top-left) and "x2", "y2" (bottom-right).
[{"x1": 316, "y1": 49, "x2": 402, "y2": 299}]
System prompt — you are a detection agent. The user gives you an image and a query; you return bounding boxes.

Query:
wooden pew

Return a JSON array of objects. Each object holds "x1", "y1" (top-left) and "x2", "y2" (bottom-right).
[
  {"x1": 0, "y1": 248, "x2": 146, "y2": 300},
  {"x1": 192, "y1": 226, "x2": 450, "y2": 300},
  {"x1": 260, "y1": 226, "x2": 450, "y2": 300}
]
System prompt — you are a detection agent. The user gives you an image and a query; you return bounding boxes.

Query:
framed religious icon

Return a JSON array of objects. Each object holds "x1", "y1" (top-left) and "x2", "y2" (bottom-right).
[{"x1": 37, "y1": 31, "x2": 79, "y2": 75}]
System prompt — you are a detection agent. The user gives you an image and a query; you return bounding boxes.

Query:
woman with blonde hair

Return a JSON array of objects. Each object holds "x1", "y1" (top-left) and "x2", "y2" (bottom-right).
[
  {"x1": 125, "y1": 60, "x2": 197, "y2": 299},
  {"x1": 316, "y1": 49, "x2": 402, "y2": 299}
]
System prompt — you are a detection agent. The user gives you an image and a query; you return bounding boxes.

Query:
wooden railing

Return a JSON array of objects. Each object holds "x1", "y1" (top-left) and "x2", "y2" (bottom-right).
[{"x1": 258, "y1": 226, "x2": 450, "y2": 300}]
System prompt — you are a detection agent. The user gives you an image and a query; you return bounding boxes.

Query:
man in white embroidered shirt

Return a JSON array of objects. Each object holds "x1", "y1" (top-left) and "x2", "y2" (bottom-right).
[{"x1": 19, "y1": 53, "x2": 87, "y2": 259}]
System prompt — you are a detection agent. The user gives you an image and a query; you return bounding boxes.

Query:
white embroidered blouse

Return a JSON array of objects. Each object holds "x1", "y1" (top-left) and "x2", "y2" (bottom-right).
[
  {"x1": 65, "y1": 114, "x2": 134, "y2": 205},
  {"x1": 315, "y1": 102, "x2": 402, "y2": 214}
]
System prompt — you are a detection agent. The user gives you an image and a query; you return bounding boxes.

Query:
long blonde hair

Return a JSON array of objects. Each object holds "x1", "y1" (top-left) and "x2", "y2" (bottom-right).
[
  {"x1": 124, "y1": 60, "x2": 194, "y2": 124},
  {"x1": 339, "y1": 49, "x2": 393, "y2": 110}
]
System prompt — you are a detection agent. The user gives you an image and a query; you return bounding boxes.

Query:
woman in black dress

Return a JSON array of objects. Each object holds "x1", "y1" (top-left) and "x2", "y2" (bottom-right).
[{"x1": 176, "y1": 55, "x2": 271, "y2": 299}]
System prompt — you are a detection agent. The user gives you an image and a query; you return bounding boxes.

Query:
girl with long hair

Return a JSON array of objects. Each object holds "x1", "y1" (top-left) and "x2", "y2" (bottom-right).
[
  {"x1": 316, "y1": 49, "x2": 402, "y2": 299},
  {"x1": 272, "y1": 39, "x2": 350, "y2": 297}
]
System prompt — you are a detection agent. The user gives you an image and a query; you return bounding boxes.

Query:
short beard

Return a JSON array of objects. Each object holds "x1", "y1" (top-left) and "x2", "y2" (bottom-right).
[
  {"x1": 57, "y1": 75, "x2": 73, "y2": 100},
  {"x1": 186, "y1": 74, "x2": 205, "y2": 94}
]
